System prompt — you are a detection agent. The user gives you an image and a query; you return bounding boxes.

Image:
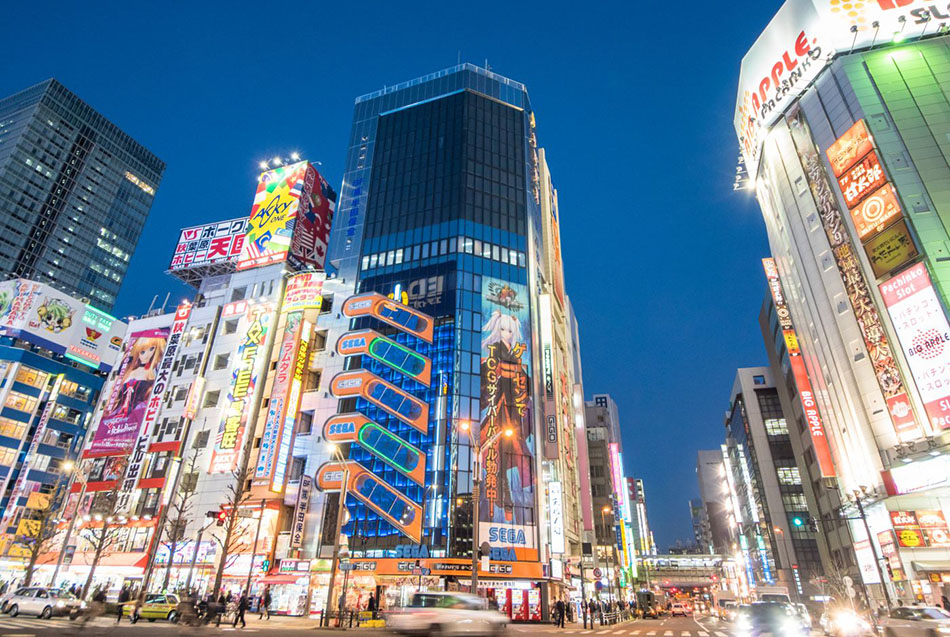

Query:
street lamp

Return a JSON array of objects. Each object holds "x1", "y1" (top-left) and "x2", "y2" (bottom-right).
[
  {"x1": 323, "y1": 443, "x2": 350, "y2": 627},
  {"x1": 458, "y1": 420, "x2": 513, "y2": 596},
  {"x1": 851, "y1": 487, "x2": 893, "y2": 610}
]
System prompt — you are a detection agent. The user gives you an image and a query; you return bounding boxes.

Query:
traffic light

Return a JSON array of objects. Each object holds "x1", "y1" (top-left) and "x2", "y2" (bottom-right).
[
  {"x1": 791, "y1": 515, "x2": 805, "y2": 528},
  {"x1": 216, "y1": 510, "x2": 227, "y2": 527}
]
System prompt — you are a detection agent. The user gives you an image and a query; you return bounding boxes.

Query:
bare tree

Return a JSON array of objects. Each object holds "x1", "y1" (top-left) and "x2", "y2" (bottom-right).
[
  {"x1": 13, "y1": 492, "x2": 60, "y2": 586},
  {"x1": 211, "y1": 463, "x2": 254, "y2": 597},
  {"x1": 79, "y1": 473, "x2": 126, "y2": 599},
  {"x1": 159, "y1": 450, "x2": 200, "y2": 591}
]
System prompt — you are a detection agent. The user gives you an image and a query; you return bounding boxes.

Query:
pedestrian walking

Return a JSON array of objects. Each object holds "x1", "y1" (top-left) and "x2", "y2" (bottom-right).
[
  {"x1": 259, "y1": 586, "x2": 271, "y2": 620},
  {"x1": 232, "y1": 591, "x2": 247, "y2": 628},
  {"x1": 555, "y1": 598, "x2": 566, "y2": 628},
  {"x1": 367, "y1": 592, "x2": 377, "y2": 619},
  {"x1": 116, "y1": 585, "x2": 130, "y2": 623}
]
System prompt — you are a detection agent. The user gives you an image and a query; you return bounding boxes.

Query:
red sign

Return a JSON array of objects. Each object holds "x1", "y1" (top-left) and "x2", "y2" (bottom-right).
[
  {"x1": 826, "y1": 120, "x2": 874, "y2": 177},
  {"x1": 763, "y1": 259, "x2": 836, "y2": 477},
  {"x1": 850, "y1": 184, "x2": 902, "y2": 240},
  {"x1": 837, "y1": 151, "x2": 887, "y2": 209}
]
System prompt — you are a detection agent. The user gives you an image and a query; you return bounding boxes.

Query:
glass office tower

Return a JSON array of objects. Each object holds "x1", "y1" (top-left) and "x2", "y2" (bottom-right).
[
  {"x1": 0, "y1": 79, "x2": 164, "y2": 310},
  {"x1": 323, "y1": 64, "x2": 548, "y2": 606}
]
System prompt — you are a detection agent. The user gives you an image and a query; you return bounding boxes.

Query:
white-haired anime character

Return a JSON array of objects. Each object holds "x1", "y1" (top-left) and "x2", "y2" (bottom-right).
[
  {"x1": 481, "y1": 310, "x2": 524, "y2": 358},
  {"x1": 479, "y1": 307, "x2": 533, "y2": 524}
]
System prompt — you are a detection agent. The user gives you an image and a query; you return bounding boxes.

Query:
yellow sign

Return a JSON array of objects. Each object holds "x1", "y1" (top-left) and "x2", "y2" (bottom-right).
[{"x1": 26, "y1": 492, "x2": 51, "y2": 510}]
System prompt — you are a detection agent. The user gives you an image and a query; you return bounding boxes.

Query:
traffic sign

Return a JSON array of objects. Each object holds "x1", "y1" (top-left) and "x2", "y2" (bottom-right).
[
  {"x1": 593, "y1": 567, "x2": 603, "y2": 578},
  {"x1": 842, "y1": 576, "x2": 853, "y2": 587}
]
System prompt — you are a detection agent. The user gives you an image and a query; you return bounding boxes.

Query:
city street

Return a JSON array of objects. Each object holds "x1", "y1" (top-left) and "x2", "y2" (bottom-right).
[{"x1": 0, "y1": 615, "x2": 824, "y2": 637}]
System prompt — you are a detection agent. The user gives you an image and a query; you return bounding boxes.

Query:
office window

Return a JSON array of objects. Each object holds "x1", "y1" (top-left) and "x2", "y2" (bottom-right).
[
  {"x1": 15, "y1": 367, "x2": 48, "y2": 389},
  {"x1": 777, "y1": 467, "x2": 801, "y2": 485},
  {"x1": 765, "y1": 418, "x2": 789, "y2": 436},
  {"x1": 5, "y1": 392, "x2": 37, "y2": 413}
]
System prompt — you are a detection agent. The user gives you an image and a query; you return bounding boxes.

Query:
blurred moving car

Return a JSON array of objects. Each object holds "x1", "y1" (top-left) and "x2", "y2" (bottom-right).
[
  {"x1": 793, "y1": 603, "x2": 812, "y2": 630},
  {"x1": 1, "y1": 587, "x2": 84, "y2": 618},
  {"x1": 121, "y1": 593, "x2": 181, "y2": 623},
  {"x1": 735, "y1": 602, "x2": 807, "y2": 636},
  {"x1": 878, "y1": 605, "x2": 950, "y2": 636},
  {"x1": 387, "y1": 592, "x2": 509, "y2": 636},
  {"x1": 819, "y1": 609, "x2": 873, "y2": 636},
  {"x1": 719, "y1": 600, "x2": 739, "y2": 621},
  {"x1": 671, "y1": 602, "x2": 691, "y2": 617}
]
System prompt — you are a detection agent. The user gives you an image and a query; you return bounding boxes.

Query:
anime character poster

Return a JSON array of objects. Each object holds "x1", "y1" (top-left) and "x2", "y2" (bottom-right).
[
  {"x1": 85, "y1": 328, "x2": 169, "y2": 457},
  {"x1": 479, "y1": 279, "x2": 537, "y2": 557}
]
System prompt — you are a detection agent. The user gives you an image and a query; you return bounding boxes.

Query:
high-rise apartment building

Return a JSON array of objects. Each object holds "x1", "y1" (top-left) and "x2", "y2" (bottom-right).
[
  {"x1": 736, "y1": 0, "x2": 950, "y2": 606},
  {"x1": 722, "y1": 367, "x2": 821, "y2": 600},
  {"x1": 0, "y1": 79, "x2": 164, "y2": 309}
]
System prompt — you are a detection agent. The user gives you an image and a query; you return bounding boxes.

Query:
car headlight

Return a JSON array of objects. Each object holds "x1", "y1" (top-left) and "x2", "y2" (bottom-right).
[
  {"x1": 56, "y1": 601, "x2": 65, "y2": 608},
  {"x1": 936, "y1": 627, "x2": 950, "y2": 634},
  {"x1": 80, "y1": 601, "x2": 87, "y2": 609}
]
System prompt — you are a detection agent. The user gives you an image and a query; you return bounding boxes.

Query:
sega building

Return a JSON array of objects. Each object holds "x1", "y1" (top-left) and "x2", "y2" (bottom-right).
[
  {"x1": 737, "y1": 0, "x2": 950, "y2": 606},
  {"x1": 314, "y1": 64, "x2": 555, "y2": 621}
]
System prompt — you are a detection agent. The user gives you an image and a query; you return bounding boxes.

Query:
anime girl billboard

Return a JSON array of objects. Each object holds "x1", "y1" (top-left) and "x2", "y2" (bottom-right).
[
  {"x1": 86, "y1": 329, "x2": 169, "y2": 457},
  {"x1": 479, "y1": 279, "x2": 537, "y2": 558}
]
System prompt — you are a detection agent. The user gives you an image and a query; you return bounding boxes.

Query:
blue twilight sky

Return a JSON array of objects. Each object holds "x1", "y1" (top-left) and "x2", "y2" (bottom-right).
[{"x1": 0, "y1": 1, "x2": 784, "y2": 548}]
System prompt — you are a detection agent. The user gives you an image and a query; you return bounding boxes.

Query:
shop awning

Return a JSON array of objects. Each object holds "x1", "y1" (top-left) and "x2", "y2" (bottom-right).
[
  {"x1": 256, "y1": 575, "x2": 305, "y2": 585},
  {"x1": 912, "y1": 561, "x2": 950, "y2": 572}
]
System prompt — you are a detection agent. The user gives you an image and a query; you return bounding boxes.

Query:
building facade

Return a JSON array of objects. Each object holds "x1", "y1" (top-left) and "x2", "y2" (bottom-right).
[
  {"x1": 310, "y1": 63, "x2": 591, "y2": 621},
  {"x1": 696, "y1": 449, "x2": 732, "y2": 555},
  {"x1": 736, "y1": 0, "x2": 950, "y2": 605},
  {"x1": 0, "y1": 279, "x2": 125, "y2": 577},
  {"x1": 0, "y1": 79, "x2": 164, "y2": 310},
  {"x1": 722, "y1": 367, "x2": 821, "y2": 600}
]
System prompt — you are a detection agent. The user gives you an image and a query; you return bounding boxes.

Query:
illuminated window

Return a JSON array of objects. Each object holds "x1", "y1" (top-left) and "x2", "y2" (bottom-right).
[
  {"x1": 777, "y1": 467, "x2": 801, "y2": 485},
  {"x1": 52, "y1": 404, "x2": 83, "y2": 425},
  {"x1": 0, "y1": 417, "x2": 26, "y2": 440},
  {"x1": 15, "y1": 367, "x2": 48, "y2": 389},
  {"x1": 367, "y1": 381, "x2": 423, "y2": 421},
  {"x1": 0, "y1": 446, "x2": 16, "y2": 467},
  {"x1": 60, "y1": 380, "x2": 91, "y2": 401},
  {"x1": 764, "y1": 418, "x2": 788, "y2": 436},
  {"x1": 359, "y1": 424, "x2": 421, "y2": 473},
  {"x1": 5, "y1": 392, "x2": 38, "y2": 414},
  {"x1": 368, "y1": 338, "x2": 426, "y2": 378}
]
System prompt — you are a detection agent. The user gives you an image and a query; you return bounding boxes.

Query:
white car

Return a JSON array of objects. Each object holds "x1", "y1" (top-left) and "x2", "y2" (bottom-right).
[
  {"x1": 878, "y1": 606, "x2": 950, "y2": 635},
  {"x1": 671, "y1": 602, "x2": 690, "y2": 617},
  {"x1": 2, "y1": 587, "x2": 85, "y2": 619},
  {"x1": 387, "y1": 592, "x2": 509, "y2": 636}
]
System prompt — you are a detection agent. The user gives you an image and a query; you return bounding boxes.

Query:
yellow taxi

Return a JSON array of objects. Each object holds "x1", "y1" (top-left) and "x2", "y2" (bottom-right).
[{"x1": 122, "y1": 593, "x2": 180, "y2": 622}]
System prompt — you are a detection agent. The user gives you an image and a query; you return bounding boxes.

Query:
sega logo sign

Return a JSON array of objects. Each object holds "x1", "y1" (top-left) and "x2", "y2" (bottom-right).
[
  {"x1": 327, "y1": 421, "x2": 356, "y2": 436},
  {"x1": 347, "y1": 299, "x2": 373, "y2": 310},
  {"x1": 339, "y1": 336, "x2": 367, "y2": 352},
  {"x1": 336, "y1": 378, "x2": 362, "y2": 389},
  {"x1": 488, "y1": 527, "x2": 527, "y2": 545}
]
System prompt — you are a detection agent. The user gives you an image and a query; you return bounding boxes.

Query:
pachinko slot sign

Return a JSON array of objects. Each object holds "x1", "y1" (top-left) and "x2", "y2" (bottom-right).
[
  {"x1": 879, "y1": 262, "x2": 950, "y2": 431},
  {"x1": 210, "y1": 303, "x2": 274, "y2": 473}
]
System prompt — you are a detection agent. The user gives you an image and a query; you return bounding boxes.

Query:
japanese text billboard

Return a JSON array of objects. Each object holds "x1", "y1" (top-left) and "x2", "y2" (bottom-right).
[
  {"x1": 479, "y1": 279, "x2": 536, "y2": 560},
  {"x1": 169, "y1": 218, "x2": 246, "y2": 271},
  {"x1": 850, "y1": 184, "x2": 903, "y2": 241},
  {"x1": 837, "y1": 151, "x2": 887, "y2": 210},
  {"x1": 0, "y1": 279, "x2": 126, "y2": 371},
  {"x1": 289, "y1": 164, "x2": 335, "y2": 272},
  {"x1": 116, "y1": 304, "x2": 191, "y2": 513},
  {"x1": 210, "y1": 303, "x2": 275, "y2": 473},
  {"x1": 86, "y1": 327, "x2": 170, "y2": 458},
  {"x1": 880, "y1": 263, "x2": 950, "y2": 430}
]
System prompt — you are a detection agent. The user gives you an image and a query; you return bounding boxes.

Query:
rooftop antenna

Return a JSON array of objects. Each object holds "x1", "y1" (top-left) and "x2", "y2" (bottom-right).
[
  {"x1": 146, "y1": 294, "x2": 158, "y2": 315},
  {"x1": 160, "y1": 291, "x2": 170, "y2": 313},
  {"x1": 457, "y1": 50, "x2": 461, "y2": 65},
  {"x1": 485, "y1": 58, "x2": 490, "y2": 71}
]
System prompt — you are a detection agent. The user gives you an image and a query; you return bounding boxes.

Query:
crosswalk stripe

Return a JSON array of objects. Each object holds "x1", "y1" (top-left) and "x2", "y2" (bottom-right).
[
  {"x1": 698, "y1": 633, "x2": 708, "y2": 636},
  {"x1": 716, "y1": 632, "x2": 728, "y2": 637},
  {"x1": 646, "y1": 632, "x2": 656, "y2": 636},
  {"x1": 613, "y1": 631, "x2": 626, "y2": 635},
  {"x1": 682, "y1": 633, "x2": 691, "y2": 636},
  {"x1": 664, "y1": 632, "x2": 674, "y2": 637},
  {"x1": 596, "y1": 631, "x2": 611, "y2": 635}
]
